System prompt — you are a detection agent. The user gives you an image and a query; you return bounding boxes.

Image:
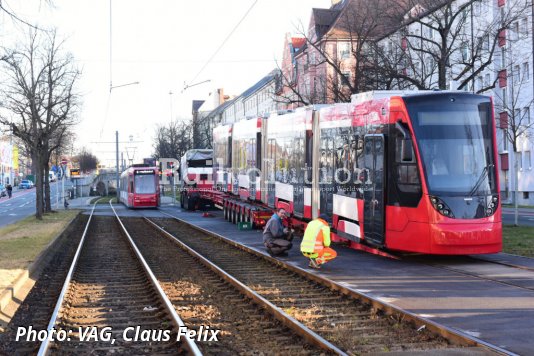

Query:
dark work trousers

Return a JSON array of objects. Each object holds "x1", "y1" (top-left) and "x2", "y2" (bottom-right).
[{"x1": 265, "y1": 232, "x2": 293, "y2": 255}]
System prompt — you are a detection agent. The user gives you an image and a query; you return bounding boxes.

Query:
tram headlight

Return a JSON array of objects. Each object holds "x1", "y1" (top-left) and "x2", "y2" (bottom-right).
[
  {"x1": 485, "y1": 195, "x2": 499, "y2": 217},
  {"x1": 429, "y1": 196, "x2": 455, "y2": 218}
]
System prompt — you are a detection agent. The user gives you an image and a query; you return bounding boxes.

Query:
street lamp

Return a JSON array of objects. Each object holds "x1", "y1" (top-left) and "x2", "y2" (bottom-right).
[
  {"x1": 110, "y1": 81, "x2": 140, "y2": 93},
  {"x1": 182, "y1": 79, "x2": 211, "y2": 93}
]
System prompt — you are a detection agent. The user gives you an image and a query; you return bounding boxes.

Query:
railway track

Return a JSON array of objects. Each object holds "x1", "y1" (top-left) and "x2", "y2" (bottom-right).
[
  {"x1": 37, "y1": 204, "x2": 200, "y2": 355},
  {"x1": 120, "y1": 217, "x2": 326, "y2": 355},
  {"x1": 144, "y1": 214, "x2": 492, "y2": 355}
]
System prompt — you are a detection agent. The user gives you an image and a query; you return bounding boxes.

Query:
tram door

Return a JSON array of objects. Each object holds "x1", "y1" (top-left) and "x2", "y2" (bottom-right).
[{"x1": 363, "y1": 134, "x2": 386, "y2": 246}]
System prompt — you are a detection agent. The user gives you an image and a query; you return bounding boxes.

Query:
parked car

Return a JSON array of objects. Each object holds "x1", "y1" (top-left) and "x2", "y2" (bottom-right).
[
  {"x1": 0, "y1": 184, "x2": 6, "y2": 197},
  {"x1": 19, "y1": 180, "x2": 34, "y2": 189}
]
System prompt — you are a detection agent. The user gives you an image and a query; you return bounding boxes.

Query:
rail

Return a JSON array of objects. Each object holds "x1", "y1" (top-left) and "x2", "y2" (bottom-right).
[
  {"x1": 157, "y1": 210, "x2": 512, "y2": 355},
  {"x1": 110, "y1": 202, "x2": 202, "y2": 356},
  {"x1": 37, "y1": 200, "x2": 99, "y2": 356},
  {"x1": 145, "y1": 217, "x2": 347, "y2": 355}
]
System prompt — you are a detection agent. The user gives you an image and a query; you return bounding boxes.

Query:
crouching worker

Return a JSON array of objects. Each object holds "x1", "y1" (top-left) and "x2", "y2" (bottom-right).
[
  {"x1": 301, "y1": 214, "x2": 337, "y2": 269},
  {"x1": 263, "y1": 208, "x2": 293, "y2": 257}
]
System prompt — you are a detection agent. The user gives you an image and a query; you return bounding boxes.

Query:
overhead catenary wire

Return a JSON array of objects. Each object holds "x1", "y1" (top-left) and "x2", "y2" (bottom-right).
[{"x1": 185, "y1": 0, "x2": 259, "y2": 90}]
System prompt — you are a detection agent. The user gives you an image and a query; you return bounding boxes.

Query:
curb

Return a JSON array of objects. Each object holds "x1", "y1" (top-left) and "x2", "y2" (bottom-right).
[{"x1": 0, "y1": 212, "x2": 82, "y2": 326}]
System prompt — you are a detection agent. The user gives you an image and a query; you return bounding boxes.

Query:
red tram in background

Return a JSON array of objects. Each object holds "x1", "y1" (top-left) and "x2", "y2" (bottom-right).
[
  {"x1": 189, "y1": 91, "x2": 501, "y2": 255},
  {"x1": 119, "y1": 165, "x2": 160, "y2": 208}
]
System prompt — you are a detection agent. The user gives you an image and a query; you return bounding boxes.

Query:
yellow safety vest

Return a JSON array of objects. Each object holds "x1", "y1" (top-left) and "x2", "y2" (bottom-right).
[{"x1": 301, "y1": 218, "x2": 330, "y2": 253}]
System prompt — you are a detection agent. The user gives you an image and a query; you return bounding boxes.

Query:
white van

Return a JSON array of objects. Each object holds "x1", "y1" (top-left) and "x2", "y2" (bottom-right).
[{"x1": 49, "y1": 171, "x2": 57, "y2": 182}]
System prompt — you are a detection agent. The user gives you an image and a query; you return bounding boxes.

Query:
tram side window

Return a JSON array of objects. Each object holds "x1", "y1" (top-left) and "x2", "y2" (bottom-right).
[
  {"x1": 247, "y1": 138, "x2": 256, "y2": 170},
  {"x1": 334, "y1": 133, "x2": 359, "y2": 197},
  {"x1": 320, "y1": 138, "x2": 334, "y2": 184},
  {"x1": 292, "y1": 137, "x2": 304, "y2": 183},
  {"x1": 394, "y1": 134, "x2": 421, "y2": 194}
]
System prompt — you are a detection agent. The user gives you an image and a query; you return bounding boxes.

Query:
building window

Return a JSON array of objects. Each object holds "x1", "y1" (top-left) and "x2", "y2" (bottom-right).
[
  {"x1": 340, "y1": 71, "x2": 351, "y2": 87},
  {"x1": 502, "y1": 88, "x2": 507, "y2": 107},
  {"x1": 474, "y1": 1, "x2": 481, "y2": 15},
  {"x1": 428, "y1": 26, "x2": 433, "y2": 39},
  {"x1": 338, "y1": 42, "x2": 350, "y2": 59},
  {"x1": 476, "y1": 77, "x2": 484, "y2": 91},
  {"x1": 524, "y1": 107, "x2": 531, "y2": 124},
  {"x1": 503, "y1": 129, "x2": 508, "y2": 150},
  {"x1": 526, "y1": 151, "x2": 532, "y2": 169},
  {"x1": 484, "y1": 73, "x2": 491, "y2": 87},
  {"x1": 520, "y1": 151, "x2": 523, "y2": 170},
  {"x1": 461, "y1": 42, "x2": 469, "y2": 61},
  {"x1": 524, "y1": 191, "x2": 530, "y2": 199},
  {"x1": 481, "y1": 35, "x2": 490, "y2": 51},
  {"x1": 523, "y1": 62, "x2": 530, "y2": 81},
  {"x1": 521, "y1": 17, "x2": 528, "y2": 36},
  {"x1": 501, "y1": 47, "x2": 506, "y2": 68},
  {"x1": 513, "y1": 65, "x2": 520, "y2": 82},
  {"x1": 513, "y1": 21, "x2": 519, "y2": 40},
  {"x1": 515, "y1": 109, "x2": 521, "y2": 123}
]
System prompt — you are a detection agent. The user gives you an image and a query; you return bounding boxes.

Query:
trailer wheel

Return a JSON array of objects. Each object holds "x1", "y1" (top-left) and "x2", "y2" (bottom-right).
[
  {"x1": 183, "y1": 194, "x2": 189, "y2": 210},
  {"x1": 223, "y1": 205, "x2": 228, "y2": 220},
  {"x1": 188, "y1": 196, "x2": 197, "y2": 211}
]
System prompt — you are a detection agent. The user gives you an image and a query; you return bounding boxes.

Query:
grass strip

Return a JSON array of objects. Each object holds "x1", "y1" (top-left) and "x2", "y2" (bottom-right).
[
  {"x1": 502, "y1": 225, "x2": 534, "y2": 257},
  {"x1": 89, "y1": 196, "x2": 117, "y2": 204},
  {"x1": 0, "y1": 210, "x2": 79, "y2": 273}
]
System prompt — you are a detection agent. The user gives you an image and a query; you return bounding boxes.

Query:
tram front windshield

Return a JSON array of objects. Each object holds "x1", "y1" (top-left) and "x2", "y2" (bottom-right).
[
  {"x1": 134, "y1": 174, "x2": 156, "y2": 194},
  {"x1": 405, "y1": 94, "x2": 497, "y2": 197}
]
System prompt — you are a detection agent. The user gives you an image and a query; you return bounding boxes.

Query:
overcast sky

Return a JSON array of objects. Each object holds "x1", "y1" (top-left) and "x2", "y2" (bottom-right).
[{"x1": 2, "y1": 0, "x2": 331, "y2": 166}]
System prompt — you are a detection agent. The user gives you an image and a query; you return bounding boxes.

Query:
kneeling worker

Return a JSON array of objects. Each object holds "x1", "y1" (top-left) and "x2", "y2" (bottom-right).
[
  {"x1": 301, "y1": 214, "x2": 337, "y2": 268},
  {"x1": 263, "y1": 208, "x2": 293, "y2": 256}
]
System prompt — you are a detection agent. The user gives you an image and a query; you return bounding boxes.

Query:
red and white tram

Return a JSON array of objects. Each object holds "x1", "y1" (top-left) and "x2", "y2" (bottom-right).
[
  {"x1": 200, "y1": 91, "x2": 501, "y2": 255},
  {"x1": 119, "y1": 165, "x2": 160, "y2": 208}
]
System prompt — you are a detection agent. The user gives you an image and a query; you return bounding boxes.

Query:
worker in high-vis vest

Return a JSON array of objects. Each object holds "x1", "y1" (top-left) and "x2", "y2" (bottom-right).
[{"x1": 301, "y1": 214, "x2": 337, "y2": 269}]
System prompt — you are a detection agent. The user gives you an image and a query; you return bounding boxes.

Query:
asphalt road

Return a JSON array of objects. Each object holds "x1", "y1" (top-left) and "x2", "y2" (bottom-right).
[
  {"x1": 0, "y1": 180, "x2": 71, "y2": 227},
  {"x1": 502, "y1": 207, "x2": 534, "y2": 227}
]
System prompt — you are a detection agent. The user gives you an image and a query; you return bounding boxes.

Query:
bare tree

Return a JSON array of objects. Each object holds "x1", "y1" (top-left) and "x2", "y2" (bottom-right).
[
  {"x1": 376, "y1": 0, "x2": 530, "y2": 91},
  {"x1": 153, "y1": 120, "x2": 193, "y2": 161},
  {"x1": 75, "y1": 147, "x2": 98, "y2": 172},
  {"x1": 0, "y1": 29, "x2": 80, "y2": 218}
]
